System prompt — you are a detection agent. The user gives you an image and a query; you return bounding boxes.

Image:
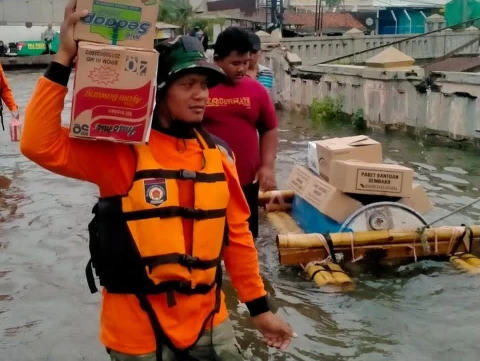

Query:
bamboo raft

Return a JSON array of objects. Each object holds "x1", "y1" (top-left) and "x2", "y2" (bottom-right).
[{"x1": 258, "y1": 190, "x2": 480, "y2": 292}]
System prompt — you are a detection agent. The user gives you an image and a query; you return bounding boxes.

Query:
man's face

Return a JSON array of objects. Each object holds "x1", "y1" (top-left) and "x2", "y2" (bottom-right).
[
  {"x1": 215, "y1": 51, "x2": 250, "y2": 83},
  {"x1": 163, "y1": 73, "x2": 209, "y2": 123}
]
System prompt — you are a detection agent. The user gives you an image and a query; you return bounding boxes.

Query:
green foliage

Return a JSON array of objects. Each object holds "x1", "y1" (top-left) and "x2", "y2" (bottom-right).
[
  {"x1": 157, "y1": 0, "x2": 225, "y2": 38},
  {"x1": 352, "y1": 108, "x2": 367, "y2": 130},
  {"x1": 157, "y1": 0, "x2": 194, "y2": 32},
  {"x1": 325, "y1": 0, "x2": 342, "y2": 8},
  {"x1": 310, "y1": 96, "x2": 344, "y2": 124},
  {"x1": 310, "y1": 96, "x2": 367, "y2": 130}
]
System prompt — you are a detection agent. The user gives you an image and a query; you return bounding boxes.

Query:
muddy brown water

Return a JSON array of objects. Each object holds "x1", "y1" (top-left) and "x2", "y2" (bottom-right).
[{"x1": 2, "y1": 69, "x2": 480, "y2": 361}]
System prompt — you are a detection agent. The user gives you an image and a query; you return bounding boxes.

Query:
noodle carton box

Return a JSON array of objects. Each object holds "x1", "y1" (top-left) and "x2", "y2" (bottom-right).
[
  {"x1": 70, "y1": 41, "x2": 159, "y2": 144},
  {"x1": 74, "y1": 0, "x2": 160, "y2": 49},
  {"x1": 307, "y1": 135, "x2": 383, "y2": 180}
]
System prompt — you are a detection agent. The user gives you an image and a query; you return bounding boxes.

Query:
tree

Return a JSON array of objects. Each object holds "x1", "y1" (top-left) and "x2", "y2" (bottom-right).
[
  {"x1": 157, "y1": 0, "x2": 194, "y2": 34},
  {"x1": 325, "y1": 0, "x2": 341, "y2": 8}
]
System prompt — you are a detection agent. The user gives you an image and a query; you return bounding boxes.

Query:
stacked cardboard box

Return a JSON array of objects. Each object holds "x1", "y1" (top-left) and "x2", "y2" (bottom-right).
[
  {"x1": 70, "y1": 0, "x2": 160, "y2": 144},
  {"x1": 288, "y1": 135, "x2": 433, "y2": 234}
]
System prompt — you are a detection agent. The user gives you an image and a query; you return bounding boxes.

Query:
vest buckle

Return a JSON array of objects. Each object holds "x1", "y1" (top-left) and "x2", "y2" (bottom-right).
[
  {"x1": 179, "y1": 170, "x2": 196, "y2": 180},
  {"x1": 183, "y1": 208, "x2": 201, "y2": 219},
  {"x1": 181, "y1": 254, "x2": 200, "y2": 267}
]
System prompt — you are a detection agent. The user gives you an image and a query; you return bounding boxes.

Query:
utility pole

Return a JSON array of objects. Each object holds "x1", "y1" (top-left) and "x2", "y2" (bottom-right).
[
  {"x1": 314, "y1": 0, "x2": 320, "y2": 35},
  {"x1": 279, "y1": 0, "x2": 284, "y2": 34},
  {"x1": 319, "y1": 0, "x2": 324, "y2": 36}
]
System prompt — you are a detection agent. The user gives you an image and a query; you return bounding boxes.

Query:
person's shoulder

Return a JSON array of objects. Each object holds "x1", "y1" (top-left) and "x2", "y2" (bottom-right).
[
  {"x1": 208, "y1": 82, "x2": 225, "y2": 95},
  {"x1": 257, "y1": 64, "x2": 274, "y2": 76},
  {"x1": 204, "y1": 131, "x2": 235, "y2": 165},
  {"x1": 242, "y1": 75, "x2": 265, "y2": 90}
]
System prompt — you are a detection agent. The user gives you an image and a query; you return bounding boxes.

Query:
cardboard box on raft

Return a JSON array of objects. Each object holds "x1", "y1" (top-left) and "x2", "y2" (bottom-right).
[
  {"x1": 70, "y1": 42, "x2": 159, "y2": 144},
  {"x1": 398, "y1": 183, "x2": 433, "y2": 214},
  {"x1": 287, "y1": 165, "x2": 363, "y2": 224},
  {"x1": 307, "y1": 135, "x2": 383, "y2": 180},
  {"x1": 74, "y1": 0, "x2": 160, "y2": 49},
  {"x1": 287, "y1": 166, "x2": 433, "y2": 235},
  {"x1": 329, "y1": 160, "x2": 414, "y2": 198}
]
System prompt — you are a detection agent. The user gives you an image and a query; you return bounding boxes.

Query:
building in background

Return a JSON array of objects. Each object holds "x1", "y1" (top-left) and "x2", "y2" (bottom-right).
[
  {"x1": 0, "y1": 0, "x2": 68, "y2": 44},
  {"x1": 374, "y1": 0, "x2": 448, "y2": 34}
]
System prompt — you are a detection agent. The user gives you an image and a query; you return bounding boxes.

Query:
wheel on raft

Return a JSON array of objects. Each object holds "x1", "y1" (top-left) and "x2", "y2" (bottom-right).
[{"x1": 339, "y1": 201, "x2": 428, "y2": 233}]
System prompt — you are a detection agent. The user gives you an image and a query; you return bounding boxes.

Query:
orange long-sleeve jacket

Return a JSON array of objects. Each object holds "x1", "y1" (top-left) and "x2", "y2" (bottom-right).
[
  {"x1": 20, "y1": 62, "x2": 269, "y2": 355},
  {"x1": 0, "y1": 63, "x2": 18, "y2": 112}
]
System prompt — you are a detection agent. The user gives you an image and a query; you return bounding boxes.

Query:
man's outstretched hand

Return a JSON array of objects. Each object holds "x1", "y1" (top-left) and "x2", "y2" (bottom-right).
[{"x1": 251, "y1": 311, "x2": 297, "y2": 351}]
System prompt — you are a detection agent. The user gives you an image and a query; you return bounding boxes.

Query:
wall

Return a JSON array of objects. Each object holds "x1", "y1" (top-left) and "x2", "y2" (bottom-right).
[
  {"x1": 280, "y1": 28, "x2": 480, "y2": 65},
  {"x1": 0, "y1": 25, "x2": 60, "y2": 44},
  {"x1": 263, "y1": 46, "x2": 480, "y2": 141},
  {"x1": 0, "y1": 0, "x2": 69, "y2": 24}
]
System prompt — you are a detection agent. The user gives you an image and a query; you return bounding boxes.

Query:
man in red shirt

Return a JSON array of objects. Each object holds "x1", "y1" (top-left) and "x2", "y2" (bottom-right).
[{"x1": 203, "y1": 27, "x2": 278, "y2": 238}]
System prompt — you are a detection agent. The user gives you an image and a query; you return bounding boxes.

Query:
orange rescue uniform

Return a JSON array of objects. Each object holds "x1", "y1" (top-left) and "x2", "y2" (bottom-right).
[
  {"x1": 20, "y1": 65, "x2": 268, "y2": 355},
  {"x1": 0, "y1": 63, "x2": 18, "y2": 112}
]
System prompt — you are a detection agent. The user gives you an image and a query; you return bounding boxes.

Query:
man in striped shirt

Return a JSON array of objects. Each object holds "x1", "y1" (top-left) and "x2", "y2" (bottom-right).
[{"x1": 247, "y1": 32, "x2": 276, "y2": 102}]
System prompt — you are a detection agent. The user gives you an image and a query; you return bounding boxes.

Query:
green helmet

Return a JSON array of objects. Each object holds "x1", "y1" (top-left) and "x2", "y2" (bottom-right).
[{"x1": 155, "y1": 35, "x2": 225, "y2": 92}]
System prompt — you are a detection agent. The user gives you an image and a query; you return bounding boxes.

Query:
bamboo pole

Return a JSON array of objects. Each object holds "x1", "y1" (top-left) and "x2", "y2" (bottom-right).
[
  {"x1": 277, "y1": 226, "x2": 480, "y2": 249},
  {"x1": 278, "y1": 240, "x2": 470, "y2": 265},
  {"x1": 266, "y1": 211, "x2": 303, "y2": 235},
  {"x1": 450, "y1": 255, "x2": 480, "y2": 274},
  {"x1": 460, "y1": 253, "x2": 480, "y2": 267},
  {"x1": 258, "y1": 190, "x2": 294, "y2": 206},
  {"x1": 266, "y1": 211, "x2": 354, "y2": 290}
]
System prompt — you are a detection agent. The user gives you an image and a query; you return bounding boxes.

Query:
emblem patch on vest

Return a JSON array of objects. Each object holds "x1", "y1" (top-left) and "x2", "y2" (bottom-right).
[{"x1": 144, "y1": 178, "x2": 167, "y2": 206}]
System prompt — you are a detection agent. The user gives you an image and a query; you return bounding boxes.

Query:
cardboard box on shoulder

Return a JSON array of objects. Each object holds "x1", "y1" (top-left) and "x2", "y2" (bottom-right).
[
  {"x1": 329, "y1": 160, "x2": 414, "y2": 198},
  {"x1": 74, "y1": 0, "x2": 159, "y2": 49},
  {"x1": 308, "y1": 135, "x2": 383, "y2": 180},
  {"x1": 70, "y1": 41, "x2": 159, "y2": 144},
  {"x1": 398, "y1": 184, "x2": 433, "y2": 214},
  {"x1": 287, "y1": 165, "x2": 363, "y2": 223}
]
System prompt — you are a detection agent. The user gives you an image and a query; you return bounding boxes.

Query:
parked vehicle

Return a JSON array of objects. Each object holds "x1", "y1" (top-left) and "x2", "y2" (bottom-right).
[{"x1": 3, "y1": 33, "x2": 59, "y2": 57}]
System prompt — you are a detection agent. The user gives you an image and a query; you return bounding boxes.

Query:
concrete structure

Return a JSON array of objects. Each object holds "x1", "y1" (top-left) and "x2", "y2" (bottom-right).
[
  {"x1": 262, "y1": 44, "x2": 480, "y2": 142},
  {"x1": 0, "y1": 0, "x2": 69, "y2": 24},
  {"x1": 280, "y1": 17, "x2": 479, "y2": 65},
  {"x1": 0, "y1": 54, "x2": 54, "y2": 68}
]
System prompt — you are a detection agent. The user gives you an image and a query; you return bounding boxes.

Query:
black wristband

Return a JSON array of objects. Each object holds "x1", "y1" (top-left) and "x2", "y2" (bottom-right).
[
  {"x1": 44, "y1": 61, "x2": 72, "y2": 87},
  {"x1": 245, "y1": 296, "x2": 270, "y2": 317}
]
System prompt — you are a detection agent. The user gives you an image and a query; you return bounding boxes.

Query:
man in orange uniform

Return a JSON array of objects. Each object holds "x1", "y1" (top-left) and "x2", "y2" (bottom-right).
[
  {"x1": 20, "y1": 1, "x2": 295, "y2": 360},
  {"x1": 0, "y1": 62, "x2": 20, "y2": 129}
]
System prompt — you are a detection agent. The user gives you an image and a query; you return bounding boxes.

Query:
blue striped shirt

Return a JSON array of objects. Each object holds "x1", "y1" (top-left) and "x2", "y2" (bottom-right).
[{"x1": 256, "y1": 64, "x2": 275, "y2": 97}]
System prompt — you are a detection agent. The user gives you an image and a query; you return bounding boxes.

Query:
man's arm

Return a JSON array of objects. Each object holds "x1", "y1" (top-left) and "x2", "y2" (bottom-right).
[
  {"x1": 0, "y1": 65, "x2": 18, "y2": 112},
  {"x1": 259, "y1": 127, "x2": 278, "y2": 170},
  {"x1": 256, "y1": 84, "x2": 279, "y2": 190},
  {"x1": 219, "y1": 143, "x2": 296, "y2": 350},
  {"x1": 20, "y1": 61, "x2": 135, "y2": 195},
  {"x1": 219, "y1": 144, "x2": 270, "y2": 316}
]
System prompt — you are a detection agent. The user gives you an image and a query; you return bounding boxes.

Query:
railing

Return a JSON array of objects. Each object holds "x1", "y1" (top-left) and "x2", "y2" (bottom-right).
[{"x1": 279, "y1": 17, "x2": 480, "y2": 66}]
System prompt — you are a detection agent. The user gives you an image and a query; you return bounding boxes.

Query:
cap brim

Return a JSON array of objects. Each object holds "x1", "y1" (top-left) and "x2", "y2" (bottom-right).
[{"x1": 170, "y1": 60, "x2": 227, "y2": 88}]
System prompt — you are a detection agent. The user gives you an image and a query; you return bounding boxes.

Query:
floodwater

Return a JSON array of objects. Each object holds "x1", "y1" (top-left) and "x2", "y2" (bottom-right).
[{"x1": 2, "y1": 69, "x2": 480, "y2": 361}]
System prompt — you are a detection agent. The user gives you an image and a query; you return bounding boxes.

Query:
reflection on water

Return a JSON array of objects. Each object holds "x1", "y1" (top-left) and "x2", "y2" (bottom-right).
[{"x1": 2, "y1": 70, "x2": 480, "y2": 361}]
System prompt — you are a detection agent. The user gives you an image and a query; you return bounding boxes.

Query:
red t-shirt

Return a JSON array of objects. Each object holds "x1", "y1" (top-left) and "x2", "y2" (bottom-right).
[{"x1": 203, "y1": 76, "x2": 278, "y2": 186}]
